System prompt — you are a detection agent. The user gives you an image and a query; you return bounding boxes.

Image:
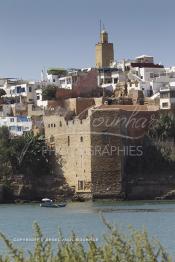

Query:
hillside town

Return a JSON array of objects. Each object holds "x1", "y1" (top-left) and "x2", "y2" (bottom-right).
[{"x1": 0, "y1": 29, "x2": 175, "y2": 202}]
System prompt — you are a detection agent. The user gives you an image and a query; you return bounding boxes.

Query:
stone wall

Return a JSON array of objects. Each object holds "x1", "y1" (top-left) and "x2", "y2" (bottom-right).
[
  {"x1": 43, "y1": 114, "x2": 92, "y2": 193},
  {"x1": 90, "y1": 109, "x2": 124, "y2": 199},
  {"x1": 44, "y1": 108, "x2": 125, "y2": 198},
  {"x1": 63, "y1": 97, "x2": 96, "y2": 118},
  {"x1": 126, "y1": 181, "x2": 175, "y2": 200},
  {"x1": 44, "y1": 106, "x2": 169, "y2": 200}
]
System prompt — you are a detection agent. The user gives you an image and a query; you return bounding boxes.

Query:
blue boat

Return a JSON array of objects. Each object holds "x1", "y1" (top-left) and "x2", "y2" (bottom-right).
[{"x1": 40, "y1": 198, "x2": 66, "y2": 208}]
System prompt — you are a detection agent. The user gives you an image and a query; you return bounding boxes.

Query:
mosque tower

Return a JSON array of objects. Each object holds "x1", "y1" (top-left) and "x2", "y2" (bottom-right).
[{"x1": 95, "y1": 25, "x2": 114, "y2": 68}]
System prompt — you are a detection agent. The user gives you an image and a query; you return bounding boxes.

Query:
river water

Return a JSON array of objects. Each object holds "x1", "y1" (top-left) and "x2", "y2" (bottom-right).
[{"x1": 0, "y1": 201, "x2": 175, "y2": 256}]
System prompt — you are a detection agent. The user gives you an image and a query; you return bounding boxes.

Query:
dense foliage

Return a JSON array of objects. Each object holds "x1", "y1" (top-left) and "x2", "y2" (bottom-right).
[
  {"x1": 148, "y1": 112, "x2": 175, "y2": 142},
  {"x1": 0, "y1": 88, "x2": 6, "y2": 97},
  {"x1": 47, "y1": 68, "x2": 67, "y2": 76},
  {"x1": 42, "y1": 86, "x2": 57, "y2": 100},
  {"x1": 125, "y1": 112, "x2": 175, "y2": 177},
  {"x1": 0, "y1": 221, "x2": 172, "y2": 262},
  {"x1": 0, "y1": 127, "x2": 52, "y2": 179}
]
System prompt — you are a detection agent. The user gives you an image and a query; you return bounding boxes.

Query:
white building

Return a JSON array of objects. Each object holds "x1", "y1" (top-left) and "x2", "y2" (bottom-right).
[
  {"x1": 127, "y1": 55, "x2": 175, "y2": 97},
  {"x1": 0, "y1": 116, "x2": 32, "y2": 136},
  {"x1": 97, "y1": 68, "x2": 126, "y2": 91},
  {"x1": 0, "y1": 79, "x2": 37, "y2": 103},
  {"x1": 45, "y1": 68, "x2": 97, "y2": 90},
  {"x1": 35, "y1": 88, "x2": 48, "y2": 108},
  {"x1": 8, "y1": 83, "x2": 36, "y2": 103},
  {"x1": 160, "y1": 85, "x2": 175, "y2": 109},
  {"x1": 46, "y1": 68, "x2": 67, "y2": 84}
]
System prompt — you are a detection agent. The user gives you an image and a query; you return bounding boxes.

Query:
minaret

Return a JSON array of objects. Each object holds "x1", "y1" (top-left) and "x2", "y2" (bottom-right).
[{"x1": 95, "y1": 27, "x2": 114, "y2": 68}]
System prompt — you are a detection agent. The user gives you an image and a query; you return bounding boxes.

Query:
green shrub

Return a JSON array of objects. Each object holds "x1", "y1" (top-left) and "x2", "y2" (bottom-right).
[{"x1": 0, "y1": 219, "x2": 172, "y2": 261}]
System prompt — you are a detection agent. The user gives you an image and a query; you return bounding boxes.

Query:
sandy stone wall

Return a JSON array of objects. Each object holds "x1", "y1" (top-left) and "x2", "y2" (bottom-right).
[
  {"x1": 43, "y1": 114, "x2": 92, "y2": 193},
  {"x1": 43, "y1": 108, "x2": 125, "y2": 198}
]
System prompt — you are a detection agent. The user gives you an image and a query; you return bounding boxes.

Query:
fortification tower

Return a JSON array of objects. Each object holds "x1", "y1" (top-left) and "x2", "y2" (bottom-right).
[{"x1": 95, "y1": 27, "x2": 114, "y2": 68}]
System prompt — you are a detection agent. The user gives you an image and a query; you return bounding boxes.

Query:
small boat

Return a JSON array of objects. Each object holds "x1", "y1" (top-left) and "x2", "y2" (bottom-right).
[
  {"x1": 40, "y1": 198, "x2": 66, "y2": 208},
  {"x1": 58, "y1": 203, "x2": 66, "y2": 207}
]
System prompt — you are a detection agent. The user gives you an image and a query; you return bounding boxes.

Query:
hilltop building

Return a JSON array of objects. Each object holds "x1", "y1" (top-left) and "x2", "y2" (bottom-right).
[
  {"x1": 0, "y1": 78, "x2": 37, "y2": 104},
  {"x1": 95, "y1": 29, "x2": 114, "y2": 68}
]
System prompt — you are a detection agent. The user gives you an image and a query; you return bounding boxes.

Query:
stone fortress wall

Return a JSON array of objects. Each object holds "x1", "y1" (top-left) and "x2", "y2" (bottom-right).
[
  {"x1": 43, "y1": 107, "x2": 124, "y2": 198},
  {"x1": 43, "y1": 113, "x2": 92, "y2": 194},
  {"x1": 44, "y1": 104, "x2": 173, "y2": 200}
]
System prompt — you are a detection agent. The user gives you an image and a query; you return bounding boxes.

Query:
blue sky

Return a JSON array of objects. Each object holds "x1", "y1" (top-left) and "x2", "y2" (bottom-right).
[{"x1": 0, "y1": 0, "x2": 174, "y2": 80}]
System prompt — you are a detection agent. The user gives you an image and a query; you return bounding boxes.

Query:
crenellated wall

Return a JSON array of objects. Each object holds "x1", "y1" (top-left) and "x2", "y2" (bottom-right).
[
  {"x1": 43, "y1": 114, "x2": 92, "y2": 193},
  {"x1": 43, "y1": 106, "x2": 161, "y2": 200},
  {"x1": 43, "y1": 108, "x2": 125, "y2": 198}
]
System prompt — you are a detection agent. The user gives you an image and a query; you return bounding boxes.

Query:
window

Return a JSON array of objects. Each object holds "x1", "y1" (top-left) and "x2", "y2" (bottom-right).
[
  {"x1": 68, "y1": 136, "x2": 70, "y2": 146},
  {"x1": 59, "y1": 121, "x2": 62, "y2": 127},
  {"x1": 78, "y1": 180, "x2": 84, "y2": 191},
  {"x1": 53, "y1": 124, "x2": 56, "y2": 127},
  {"x1": 80, "y1": 136, "x2": 83, "y2": 142},
  {"x1": 160, "y1": 92, "x2": 169, "y2": 98},
  {"x1": 51, "y1": 124, "x2": 53, "y2": 127},
  {"x1": 170, "y1": 91, "x2": 175, "y2": 98},
  {"x1": 48, "y1": 124, "x2": 50, "y2": 128},
  {"x1": 10, "y1": 118, "x2": 14, "y2": 122},
  {"x1": 60, "y1": 79, "x2": 65, "y2": 85},
  {"x1": 16, "y1": 86, "x2": 21, "y2": 93},
  {"x1": 28, "y1": 87, "x2": 32, "y2": 92},
  {"x1": 162, "y1": 102, "x2": 168, "y2": 108},
  {"x1": 37, "y1": 95, "x2": 40, "y2": 100},
  {"x1": 67, "y1": 78, "x2": 71, "y2": 84},
  {"x1": 104, "y1": 78, "x2": 112, "y2": 84},
  {"x1": 113, "y1": 78, "x2": 118, "y2": 84},
  {"x1": 50, "y1": 135, "x2": 55, "y2": 143},
  {"x1": 9, "y1": 126, "x2": 16, "y2": 131}
]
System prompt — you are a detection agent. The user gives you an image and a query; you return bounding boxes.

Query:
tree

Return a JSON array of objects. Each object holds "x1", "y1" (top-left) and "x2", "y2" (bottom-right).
[
  {"x1": 0, "y1": 127, "x2": 13, "y2": 178},
  {"x1": 9, "y1": 132, "x2": 53, "y2": 177},
  {"x1": 0, "y1": 89, "x2": 6, "y2": 97},
  {"x1": 148, "y1": 112, "x2": 175, "y2": 141},
  {"x1": 42, "y1": 86, "x2": 57, "y2": 100},
  {"x1": 0, "y1": 127, "x2": 53, "y2": 178}
]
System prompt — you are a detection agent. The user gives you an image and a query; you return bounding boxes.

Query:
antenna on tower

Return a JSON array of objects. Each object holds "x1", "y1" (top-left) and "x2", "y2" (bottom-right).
[{"x1": 100, "y1": 19, "x2": 102, "y2": 34}]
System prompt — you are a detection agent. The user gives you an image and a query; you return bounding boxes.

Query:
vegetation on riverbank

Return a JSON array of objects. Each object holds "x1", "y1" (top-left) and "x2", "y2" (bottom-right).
[
  {"x1": 0, "y1": 127, "x2": 53, "y2": 179},
  {"x1": 125, "y1": 112, "x2": 175, "y2": 178},
  {"x1": 0, "y1": 220, "x2": 172, "y2": 262}
]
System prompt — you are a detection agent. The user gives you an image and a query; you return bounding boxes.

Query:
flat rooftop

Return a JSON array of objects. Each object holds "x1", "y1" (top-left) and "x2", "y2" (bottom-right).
[{"x1": 97, "y1": 104, "x2": 159, "y2": 111}]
